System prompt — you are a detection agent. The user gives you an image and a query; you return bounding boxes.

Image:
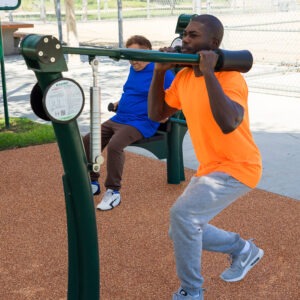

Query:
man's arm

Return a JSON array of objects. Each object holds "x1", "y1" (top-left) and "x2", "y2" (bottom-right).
[
  {"x1": 199, "y1": 50, "x2": 244, "y2": 134},
  {"x1": 148, "y1": 67, "x2": 178, "y2": 122}
]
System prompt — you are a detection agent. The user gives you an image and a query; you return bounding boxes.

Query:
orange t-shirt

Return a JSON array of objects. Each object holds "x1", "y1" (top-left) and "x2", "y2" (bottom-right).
[{"x1": 165, "y1": 68, "x2": 262, "y2": 188}]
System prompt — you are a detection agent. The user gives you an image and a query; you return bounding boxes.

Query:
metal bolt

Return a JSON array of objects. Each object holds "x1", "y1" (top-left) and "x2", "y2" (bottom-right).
[
  {"x1": 56, "y1": 44, "x2": 61, "y2": 49},
  {"x1": 93, "y1": 165, "x2": 100, "y2": 172},
  {"x1": 50, "y1": 57, "x2": 56, "y2": 63},
  {"x1": 38, "y1": 51, "x2": 43, "y2": 57},
  {"x1": 44, "y1": 37, "x2": 49, "y2": 43}
]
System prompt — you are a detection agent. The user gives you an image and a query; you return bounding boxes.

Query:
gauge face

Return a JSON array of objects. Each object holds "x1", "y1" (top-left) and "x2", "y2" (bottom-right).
[
  {"x1": 170, "y1": 37, "x2": 182, "y2": 48},
  {"x1": 43, "y1": 78, "x2": 85, "y2": 123},
  {"x1": 0, "y1": 0, "x2": 21, "y2": 10}
]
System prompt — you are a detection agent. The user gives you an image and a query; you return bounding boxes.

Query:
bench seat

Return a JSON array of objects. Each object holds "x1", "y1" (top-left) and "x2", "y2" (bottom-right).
[{"x1": 129, "y1": 111, "x2": 187, "y2": 184}]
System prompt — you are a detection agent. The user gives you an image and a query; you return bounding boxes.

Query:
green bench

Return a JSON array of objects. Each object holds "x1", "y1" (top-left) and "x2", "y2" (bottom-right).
[{"x1": 129, "y1": 111, "x2": 188, "y2": 184}]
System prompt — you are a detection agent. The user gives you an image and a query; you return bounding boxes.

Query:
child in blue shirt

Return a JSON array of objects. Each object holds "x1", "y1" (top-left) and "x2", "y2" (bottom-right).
[{"x1": 83, "y1": 35, "x2": 174, "y2": 210}]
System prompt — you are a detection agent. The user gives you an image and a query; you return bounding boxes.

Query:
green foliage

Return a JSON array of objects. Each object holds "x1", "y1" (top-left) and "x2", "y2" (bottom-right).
[{"x1": 0, "y1": 117, "x2": 56, "y2": 151}]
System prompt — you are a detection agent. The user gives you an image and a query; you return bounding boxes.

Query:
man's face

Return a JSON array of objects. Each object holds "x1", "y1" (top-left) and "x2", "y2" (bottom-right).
[
  {"x1": 128, "y1": 43, "x2": 150, "y2": 71},
  {"x1": 181, "y1": 21, "x2": 214, "y2": 54}
]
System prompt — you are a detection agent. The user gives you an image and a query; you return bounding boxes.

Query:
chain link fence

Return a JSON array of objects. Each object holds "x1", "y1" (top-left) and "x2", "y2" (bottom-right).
[{"x1": 3, "y1": 0, "x2": 300, "y2": 96}]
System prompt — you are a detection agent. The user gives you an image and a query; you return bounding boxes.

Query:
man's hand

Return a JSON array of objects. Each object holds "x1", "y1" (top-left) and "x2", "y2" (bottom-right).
[
  {"x1": 154, "y1": 47, "x2": 178, "y2": 71},
  {"x1": 198, "y1": 50, "x2": 219, "y2": 75}
]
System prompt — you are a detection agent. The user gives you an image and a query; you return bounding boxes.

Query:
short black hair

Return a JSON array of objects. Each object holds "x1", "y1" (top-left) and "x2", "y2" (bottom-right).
[{"x1": 191, "y1": 14, "x2": 224, "y2": 47}]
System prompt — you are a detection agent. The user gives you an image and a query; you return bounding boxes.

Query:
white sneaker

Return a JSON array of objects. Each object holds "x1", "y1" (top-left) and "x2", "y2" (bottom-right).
[
  {"x1": 91, "y1": 181, "x2": 100, "y2": 195},
  {"x1": 97, "y1": 189, "x2": 121, "y2": 211}
]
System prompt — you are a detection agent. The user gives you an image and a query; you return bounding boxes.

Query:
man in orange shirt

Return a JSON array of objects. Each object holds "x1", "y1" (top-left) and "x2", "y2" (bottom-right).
[{"x1": 148, "y1": 14, "x2": 264, "y2": 300}]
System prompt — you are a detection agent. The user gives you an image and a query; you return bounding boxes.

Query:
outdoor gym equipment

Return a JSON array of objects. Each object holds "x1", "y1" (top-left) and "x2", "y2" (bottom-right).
[
  {"x1": 89, "y1": 58, "x2": 103, "y2": 173},
  {"x1": 20, "y1": 26, "x2": 253, "y2": 299},
  {"x1": 62, "y1": 45, "x2": 253, "y2": 73},
  {"x1": 22, "y1": 35, "x2": 100, "y2": 300}
]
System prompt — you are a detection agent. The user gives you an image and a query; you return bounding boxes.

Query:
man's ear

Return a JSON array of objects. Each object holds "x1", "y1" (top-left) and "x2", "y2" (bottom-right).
[{"x1": 212, "y1": 37, "x2": 220, "y2": 49}]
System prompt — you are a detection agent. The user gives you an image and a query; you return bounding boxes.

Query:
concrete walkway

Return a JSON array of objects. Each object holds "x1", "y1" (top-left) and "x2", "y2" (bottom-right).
[{"x1": 1, "y1": 19, "x2": 300, "y2": 200}]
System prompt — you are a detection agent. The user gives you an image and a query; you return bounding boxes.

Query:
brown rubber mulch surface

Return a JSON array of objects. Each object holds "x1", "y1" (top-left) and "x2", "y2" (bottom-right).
[{"x1": 1, "y1": 143, "x2": 299, "y2": 300}]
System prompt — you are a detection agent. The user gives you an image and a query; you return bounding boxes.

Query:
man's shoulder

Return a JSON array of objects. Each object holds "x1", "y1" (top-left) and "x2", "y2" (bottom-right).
[{"x1": 216, "y1": 70, "x2": 244, "y2": 79}]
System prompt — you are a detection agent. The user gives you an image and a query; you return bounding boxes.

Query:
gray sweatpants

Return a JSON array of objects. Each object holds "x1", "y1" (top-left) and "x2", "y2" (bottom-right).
[{"x1": 170, "y1": 172, "x2": 251, "y2": 294}]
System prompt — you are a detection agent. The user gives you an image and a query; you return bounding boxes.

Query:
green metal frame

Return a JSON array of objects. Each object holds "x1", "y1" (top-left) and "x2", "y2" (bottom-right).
[
  {"x1": 0, "y1": 0, "x2": 22, "y2": 128},
  {"x1": 0, "y1": 19, "x2": 9, "y2": 128},
  {"x1": 21, "y1": 35, "x2": 100, "y2": 300}
]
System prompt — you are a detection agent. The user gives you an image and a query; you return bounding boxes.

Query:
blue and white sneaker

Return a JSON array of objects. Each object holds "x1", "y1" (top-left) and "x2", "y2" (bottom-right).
[
  {"x1": 91, "y1": 181, "x2": 100, "y2": 195},
  {"x1": 97, "y1": 189, "x2": 121, "y2": 210},
  {"x1": 172, "y1": 288, "x2": 204, "y2": 300}
]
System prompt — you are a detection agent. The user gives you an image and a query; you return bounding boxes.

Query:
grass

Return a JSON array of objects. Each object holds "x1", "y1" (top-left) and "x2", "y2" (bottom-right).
[{"x1": 0, "y1": 117, "x2": 56, "y2": 151}]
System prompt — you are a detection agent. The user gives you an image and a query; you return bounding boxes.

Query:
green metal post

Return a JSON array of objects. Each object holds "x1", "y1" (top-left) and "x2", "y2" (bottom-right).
[
  {"x1": 167, "y1": 117, "x2": 188, "y2": 184},
  {"x1": 20, "y1": 35, "x2": 100, "y2": 300},
  {"x1": 0, "y1": 1, "x2": 22, "y2": 129},
  {"x1": 0, "y1": 18, "x2": 10, "y2": 128}
]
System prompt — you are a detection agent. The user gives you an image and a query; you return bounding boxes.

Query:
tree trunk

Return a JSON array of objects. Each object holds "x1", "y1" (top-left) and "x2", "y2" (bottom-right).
[
  {"x1": 82, "y1": 0, "x2": 88, "y2": 22},
  {"x1": 65, "y1": 0, "x2": 80, "y2": 63},
  {"x1": 40, "y1": 0, "x2": 46, "y2": 23}
]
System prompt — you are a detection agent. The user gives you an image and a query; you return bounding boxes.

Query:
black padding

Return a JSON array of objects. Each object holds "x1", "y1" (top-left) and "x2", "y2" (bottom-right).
[
  {"x1": 214, "y1": 49, "x2": 253, "y2": 73},
  {"x1": 108, "y1": 102, "x2": 117, "y2": 112},
  {"x1": 30, "y1": 83, "x2": 50, "y2": 121}
]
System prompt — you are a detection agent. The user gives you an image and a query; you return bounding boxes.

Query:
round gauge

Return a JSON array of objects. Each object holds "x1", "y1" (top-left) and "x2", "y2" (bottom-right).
[
  {"x1": 43, "y1": 78, "x2": 85, "y2": 123},
  {"x1": 170, "y1": 37, "x2": 182, "y2": 50}
]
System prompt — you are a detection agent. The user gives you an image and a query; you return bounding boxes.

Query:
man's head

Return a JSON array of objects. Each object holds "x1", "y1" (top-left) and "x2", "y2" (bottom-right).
[
  {"x1": 126, "y1": 35, "x2": 152, "y2": 71},
  {"x1": 181, "y1": 14, "x2": 224, "y2": 54}
]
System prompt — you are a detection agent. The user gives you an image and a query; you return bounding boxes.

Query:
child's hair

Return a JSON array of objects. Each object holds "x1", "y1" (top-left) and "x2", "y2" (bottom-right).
[{"x1": 125, "y1": 35, "x2": 152, "y2": 50}]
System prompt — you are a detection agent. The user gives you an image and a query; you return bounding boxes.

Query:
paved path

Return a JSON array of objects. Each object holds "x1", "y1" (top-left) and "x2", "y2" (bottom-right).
[{"x1": 1, "y1": 19, "x2": 300, "y2": 200}]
